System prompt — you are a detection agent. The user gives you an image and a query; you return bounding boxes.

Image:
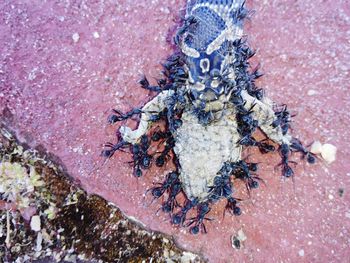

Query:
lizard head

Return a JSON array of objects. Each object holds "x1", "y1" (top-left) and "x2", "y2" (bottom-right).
[{"x1": 179, "y1": 2, "x2": 245, "y2": 97}]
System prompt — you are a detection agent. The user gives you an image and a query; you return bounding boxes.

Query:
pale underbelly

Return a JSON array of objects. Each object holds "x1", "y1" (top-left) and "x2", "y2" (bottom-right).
[{"x1": 174, "y1": 108, "x2": 241, "y2": 201}]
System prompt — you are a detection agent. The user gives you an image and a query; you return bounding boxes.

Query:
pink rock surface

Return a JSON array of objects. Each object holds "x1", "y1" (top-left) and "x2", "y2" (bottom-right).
[{"x1": 1, "y1": 0, "x2": 349, "y2": 262}]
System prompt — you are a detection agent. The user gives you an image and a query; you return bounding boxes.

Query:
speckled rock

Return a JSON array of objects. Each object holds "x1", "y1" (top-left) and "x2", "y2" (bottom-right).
[
  {"x1": 0, "y1": 0, "x2": 349, "y2": 262},
  {"x1": 0, "y1": 126, "x2": 203, "y2": 262}
]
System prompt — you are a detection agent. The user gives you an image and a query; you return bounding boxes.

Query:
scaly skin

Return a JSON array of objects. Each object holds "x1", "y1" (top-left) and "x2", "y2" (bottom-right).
[{"x1": 106, "y1": 0, "x2": 315, "y2": 233}]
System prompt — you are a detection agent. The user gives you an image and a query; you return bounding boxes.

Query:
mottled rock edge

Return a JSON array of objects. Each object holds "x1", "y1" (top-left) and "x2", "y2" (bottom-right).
[{"x1": 0, "y1": 123, "x2": 204, "y2": 263}]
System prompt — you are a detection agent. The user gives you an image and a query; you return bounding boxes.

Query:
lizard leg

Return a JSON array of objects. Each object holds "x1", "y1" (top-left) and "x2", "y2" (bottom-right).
[
  {"x1": 120, "y1": 90, "x2": 174, "y2": 144},
  {"x1": 240, "y1": 90, "x2": 291, "y2": 145}
]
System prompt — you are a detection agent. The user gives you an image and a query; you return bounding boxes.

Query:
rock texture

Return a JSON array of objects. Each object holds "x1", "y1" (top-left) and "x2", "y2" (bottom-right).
[{"x1": 1, "y1": 0, "x2": 349, "y2": 262}]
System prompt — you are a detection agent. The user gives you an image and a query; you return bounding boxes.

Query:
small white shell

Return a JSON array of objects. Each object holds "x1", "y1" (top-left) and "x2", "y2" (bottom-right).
[
  {"x1": 320, "y1": 143, "x2": 337, "y2": 164},
  {"x1": 310, "y1": 141, "x2": 337, "y2": 164},
  {"x1": 310, "y1": 141, "x2": 323, "y2": 154}
]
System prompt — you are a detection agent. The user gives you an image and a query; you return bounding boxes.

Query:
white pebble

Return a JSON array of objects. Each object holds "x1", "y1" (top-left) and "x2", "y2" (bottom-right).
[
  {"x1": 310, "y1": 141, "x2": 337, "y2": 164},
  {"x1": 321, "y1": 143, "x2": 337, "y2": 164},
  {"x1": 298, "y1": 249, "x2": 305, "y2": 257},
  {"x1": 237, "y1": 229, "x2": 247, "y2": 241},
  {"x1": 72, "y1": 33, "x2": 80, "y2": 43},
  {"x1": 328, "y1": 194, "x2": 334, "y2": 200},
  {"x1": 93, "y1": 31, "x2": 100, "y2": 39},
  {"x1": 307, "y1": 89, "x2": 317, "y2": 96},
  {"x1": 310, "y1": 141, "x2": 322, "y2": 154},
  {"x1": 160, "y1": 7, "x2": 170, "y2": 14},
  {"x1": 36, "y1": 232, "x2": 43, "y2": 251},
  {"x1": 30, "y1": 215, "x2": 41, "y2": 232}
]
